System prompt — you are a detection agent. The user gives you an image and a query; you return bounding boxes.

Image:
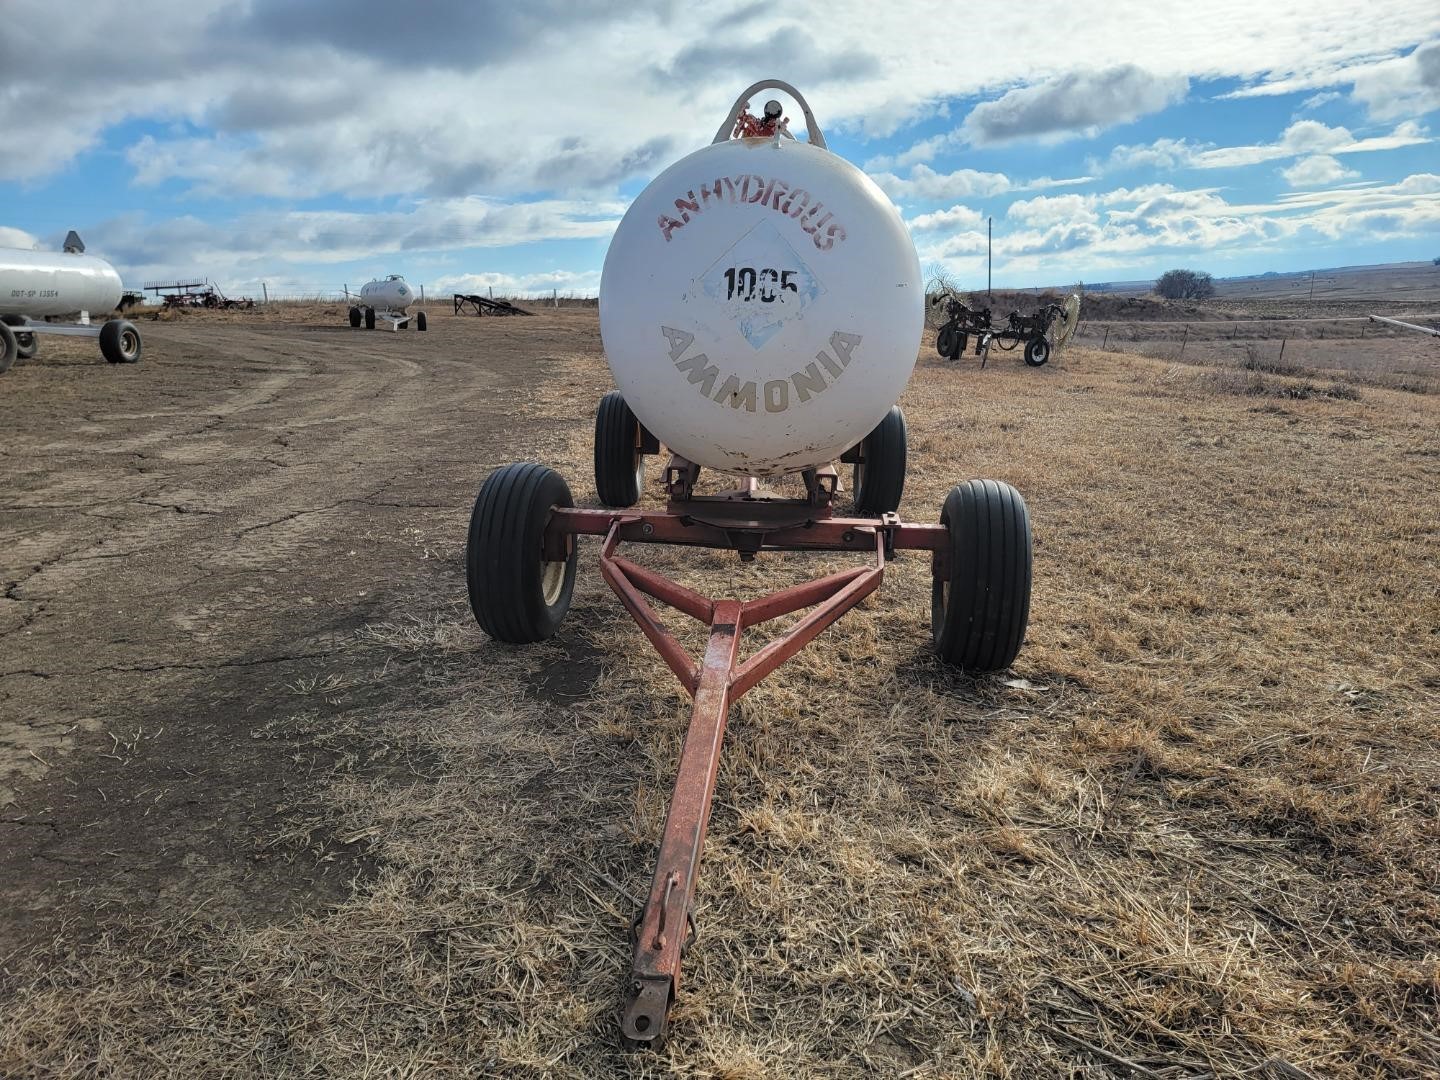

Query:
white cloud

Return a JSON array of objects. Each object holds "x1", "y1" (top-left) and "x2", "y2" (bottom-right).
[
  {"x1": 1101, "y1": 121, "x2": 1431, "y2": 174},
  {"x1": 0, "y1": 226, "x2": 40, "y2": 249},
  {"x1": 85, "y1": 196, "x2": 622, "y2": 286},
  {"x1": 871, "y1": 165, "x2": 1092, "y2": 203},
  {"x1": 1007, "y1": 194, "x2": 1100, "y2": 228},
  {"x1": 872, "y1": 65, "x2": 1190, "y2": 166},
  {"x1": 1391, "y1": 172, "x2": 1440, "y2": 193},
  {"x1": 1300, "y1": 90, "x2": 1344, "y2": 111},
  {"x1": 431, "y1": 269, "x2": 602, "y2": 298},
  {"x1": 908, "y1": 204, "x2": 986, "y2": 232},
  {"x1": 961, "y1": 66, "x2": 1188, "y2": 145},
  {"x1": 863, "y1": 132, "x2": 959, "y2": 173},
  {"x1": 1221, "y1": 40, "x2": 1440, "y2": 122},
  {"x1": 870, "y1": 165, "x2": 1017, "y2": 202},
  {"x1": 1, "y1": 0, "x2": 1437, "y2": 193},
  {"x1": 1280, "y1": 155, "x2": 1360, "y2": 187},
  {"x1": 1349, "y1": 41, "x2": 1440, "y2": 120},
  {"x1": 1101, "y1": 138, "x2": 1196, "y2": 172},
  {"x1": 920, "y1": 174, "x2": 1440, "y2": 280},
  {"x1": 1280, "y1": 120, "x2": 1353, "y2": 153}
]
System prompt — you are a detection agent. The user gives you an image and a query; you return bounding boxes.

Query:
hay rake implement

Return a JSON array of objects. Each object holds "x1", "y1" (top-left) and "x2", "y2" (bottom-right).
[{"x1": 935, "y1": 291, "x2": 1081, "y2": 367}]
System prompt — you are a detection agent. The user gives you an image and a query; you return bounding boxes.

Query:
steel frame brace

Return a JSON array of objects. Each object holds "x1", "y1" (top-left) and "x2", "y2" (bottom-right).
[
  {"x1": 592, "y1": 517, "x2": 898, "y2": 1044},
  {"x1": 546, "y1": 506, "x2": 949, "y2": 566}
]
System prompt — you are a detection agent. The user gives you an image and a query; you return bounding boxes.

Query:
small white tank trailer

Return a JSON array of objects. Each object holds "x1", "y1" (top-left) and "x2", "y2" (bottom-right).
[
  {"x1": 346, "y1": 275, "x2": 427, "y2": 332},
  {"x1": 0, "y1": 231, "x2": 142, "y2": 374},
  {"x1": 464, "y1": 82, "x2": 1036, "y2": 1046}
]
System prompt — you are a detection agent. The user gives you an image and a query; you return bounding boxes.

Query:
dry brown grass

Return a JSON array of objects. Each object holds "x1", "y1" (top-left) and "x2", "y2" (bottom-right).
[{"x1": 2, "y1": 337, "x2": 1437, "y2": 1077}]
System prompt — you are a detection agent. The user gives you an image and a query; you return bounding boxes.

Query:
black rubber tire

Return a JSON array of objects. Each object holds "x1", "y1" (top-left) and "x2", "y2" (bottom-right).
[
  {"x1": 932, "y1": 480, "x2": 1032, "y2": 671},
  {"x1": 364, "y1": 307, "x2": 376, "y2": 330},
  {"x1": 594, "y1": 391, "x2": 644, "y2": 508},
  {"x1": 466, "y1": 463, "x2": 577, "y2": 643},
  {"x1": 936, "y1": 325, "x2": 959, "y2": 359},
  {"x1": 15, "y1": 332, "x2": 36, "y2": 360},
  {"x1": 1024, "y1": 337, "x2": 1050, "y2": 366},
  {"x1": 348, "y1": 306, "x2": 362, "y2": 328},
  {"x1": 852, "y1": 406, "x2": 907, "y2": 516},
  {"x1": 0, "y1": 323, "x2": 15, "y2": 374},
  {"x1": 415, "y1": 311, "x2": 427, "y2": 332},
  {"x1": 99, "y1": 319, "x2": 142, "y2": 364}
]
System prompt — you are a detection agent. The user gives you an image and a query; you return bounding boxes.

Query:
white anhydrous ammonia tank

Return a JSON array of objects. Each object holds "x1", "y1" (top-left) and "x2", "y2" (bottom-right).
[
  {"x1": 601, "y1": 136, "x2": 922, "y2": 477},
  {"x1": 0, "y1": 248, "x2": 123, "y2": 319},
  {"x1": 359, "y1": 275, "x2": 414, "y2": 311}
]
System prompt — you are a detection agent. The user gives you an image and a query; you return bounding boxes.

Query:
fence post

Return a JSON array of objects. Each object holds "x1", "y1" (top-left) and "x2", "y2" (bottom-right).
[
  {"x1": 261, "y1": 282, "x2": 268, "y2": 305},
  {"x1": 1179, "y1": 325, "x2": 1188, "y2": 360},
  {"x1": 554, "y1": 288, "x2": 558, "y2": 308},
  {"x1": 1278, "y1": 338, "x2": 1287, "y2": 363},
  {"x1": 489, "y1": 286, "x2": 494, "y2": 299},
  {"x1": 420, "y1": 284, "x2": 425, "y2": 302},
  {"x1": 1102, "y1": 327, "x2": 1109, "y2": 350}
]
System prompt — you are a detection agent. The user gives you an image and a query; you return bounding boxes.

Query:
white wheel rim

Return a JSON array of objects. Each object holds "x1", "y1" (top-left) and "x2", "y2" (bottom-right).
[{"x1": 540, "y1": 558, "x2": 566, "y2": 606}]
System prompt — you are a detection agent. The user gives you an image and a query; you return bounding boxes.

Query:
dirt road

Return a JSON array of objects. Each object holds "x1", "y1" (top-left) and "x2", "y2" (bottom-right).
[
  {"x1": 1, "y1": 309, "x2": 598, "y2": 948},
  {"x1": 3, "y1": 308, "x2": 1435, "y2": 1075}
]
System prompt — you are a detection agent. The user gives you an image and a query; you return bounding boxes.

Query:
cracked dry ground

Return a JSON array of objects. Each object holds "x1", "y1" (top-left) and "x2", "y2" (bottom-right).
[{"x1": 0, "y1": 310, "x2": 595, "y2": 947}]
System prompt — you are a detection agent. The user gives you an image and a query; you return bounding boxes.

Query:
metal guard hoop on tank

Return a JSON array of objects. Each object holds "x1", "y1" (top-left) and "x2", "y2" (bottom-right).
[{"x1": 711, "y1": 79, "x2": 828, "y2": 149}]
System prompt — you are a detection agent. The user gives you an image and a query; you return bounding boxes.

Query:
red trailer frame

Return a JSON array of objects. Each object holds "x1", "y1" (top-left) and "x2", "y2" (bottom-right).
[
  {"x1": 539, "y1": 468, "x2": 949, "y2": 1044},
  {"x1": 468, "y1": 441, "x2": 1031, "y2": 1049}
]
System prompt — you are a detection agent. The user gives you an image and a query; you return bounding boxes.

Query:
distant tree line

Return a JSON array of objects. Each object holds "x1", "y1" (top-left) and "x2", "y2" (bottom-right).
[{"x1": 1154, "y1": 269, "x2": 1216, "y2": 300}]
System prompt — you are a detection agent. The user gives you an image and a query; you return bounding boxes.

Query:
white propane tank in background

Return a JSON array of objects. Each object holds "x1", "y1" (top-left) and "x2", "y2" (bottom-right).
[
  {"x1": 600, "y1": 102, "x2": 922, "y2": 477},
  {"x1": 0, "y1": 248, "x2": 123, "y2": 319},
  {"x1": 359, "y1": 275, "x2": 414, "y2": 311}
]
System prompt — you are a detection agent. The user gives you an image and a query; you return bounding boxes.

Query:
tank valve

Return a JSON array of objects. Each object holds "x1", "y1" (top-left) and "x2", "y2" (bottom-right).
[{"x1": 731, "y1": 98, "x2": 788, "y2": 139}]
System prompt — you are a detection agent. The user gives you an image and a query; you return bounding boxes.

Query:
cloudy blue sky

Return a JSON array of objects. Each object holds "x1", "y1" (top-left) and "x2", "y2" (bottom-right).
[{"x1": 2, "y1": 0, "x2": 1438, "y2": 298}]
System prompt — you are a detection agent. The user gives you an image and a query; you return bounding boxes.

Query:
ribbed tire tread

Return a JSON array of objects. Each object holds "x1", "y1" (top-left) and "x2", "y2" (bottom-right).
[
  {"x1": 594, "y1": 391, "x2": 643, "y2": 508},
  {"x1": 466, "y1": 462, "x2": 576, "y2": 643},
  {"x1": 932, "y1": 479, "x2": 1032, "y2": 671},
  {"x1": 853, "y1": 406, "x2": 908, "y2": 516}
]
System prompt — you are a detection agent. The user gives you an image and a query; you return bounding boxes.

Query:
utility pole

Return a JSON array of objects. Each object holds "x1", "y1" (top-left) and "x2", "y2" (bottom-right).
[{"x1": 987, "y1": 217, "x2": 993, "y2": 302}]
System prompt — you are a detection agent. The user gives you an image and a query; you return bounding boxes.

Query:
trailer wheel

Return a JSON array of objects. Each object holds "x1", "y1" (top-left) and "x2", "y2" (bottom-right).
[
  {"x1": 364, "y1": 307, "x2": 376, "y2": 330},
  {"x1": 14, "y1": 331, "x2": 36, "y2": 361},
  {"x1": 852, "y1": 406, "x2": 907, "y2": 516},
  {"x1": 99, "y1": 319, "x2": 142, "y2": 364},
  {"x1": 1023, "y1": 336, "x2": 1050, "y2": 366},
  {"x1": 0, "y1": 323, "x2": 15, "y2": 374},
  {"x1": 594, "y1": 391, "x2": 645, "y2": 507},
  {"x1": 932, "y1": 480, "x2": 1031, "y2": 671},
  {"x1": 348, "y1": 306, "x2": 362, "y2": 328},
  {"x1": 416, "y1": 311, "x2": 427, "y2": 332},
  {"x1": 936, "y1": 325, "x2": 959, "y2": 359},
  {"x1": 466, "y1": 462, "x2": 577, "y2": 643}
]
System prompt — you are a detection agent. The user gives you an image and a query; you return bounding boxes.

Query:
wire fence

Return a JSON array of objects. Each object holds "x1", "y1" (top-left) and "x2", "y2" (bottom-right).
[{"x1": 1066, "y1": 317, "x2": 1440, "y2": 393}]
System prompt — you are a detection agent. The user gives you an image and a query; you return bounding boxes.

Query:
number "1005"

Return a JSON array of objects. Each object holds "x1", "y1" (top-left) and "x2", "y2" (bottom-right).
[{"x1": 723, "y1": 267, "x2": 799, "y2": 302}]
